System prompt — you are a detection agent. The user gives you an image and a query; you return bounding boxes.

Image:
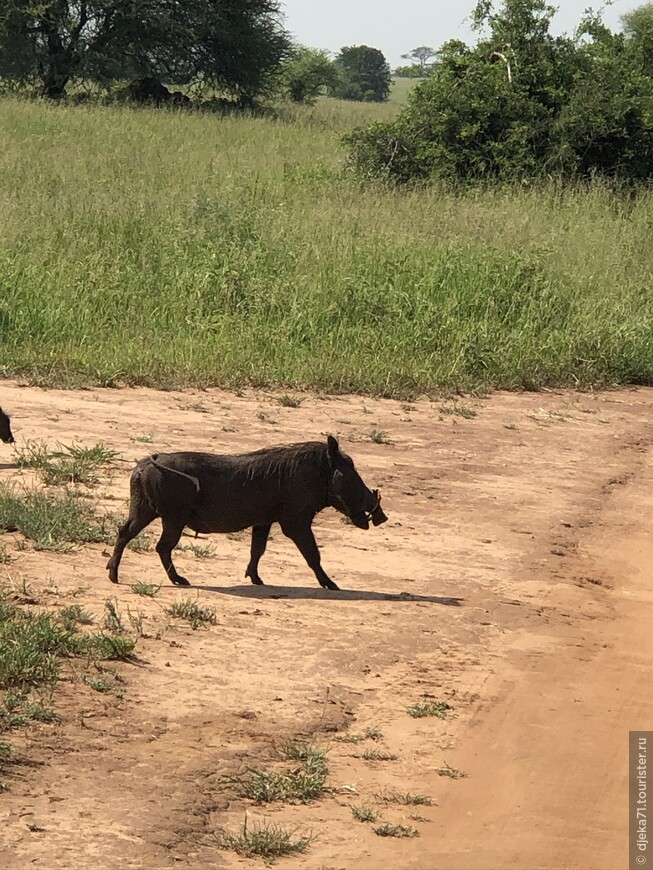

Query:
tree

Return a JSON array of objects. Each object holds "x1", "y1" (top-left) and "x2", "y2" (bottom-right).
[
  {"x1": 401, "y1": 45, "x2": 437, "y2": 72},
  {"x1": 394, "y1": 64, "x2": 427, "y2": 78},
  {"x1": 332, "y1": 45, "x2": 391, "y2": 102},
  {"x1": 344, "y1": 0, "x2": 653, "y2": 184},
  {"x1": 281, "y1": 45, "x2": 338, "y2": 103},
  {"x1": 622, "y1": 2, "x2": 653, "y2": 77},
  {"x1": 0, "y1": 0, "x2": 292, "y2": 101}
]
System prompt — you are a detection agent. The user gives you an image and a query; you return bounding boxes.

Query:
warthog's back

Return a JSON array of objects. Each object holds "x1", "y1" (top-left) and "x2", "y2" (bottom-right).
[{"x1": 135, "y1": 443, "x2": 330, "y2": 534}]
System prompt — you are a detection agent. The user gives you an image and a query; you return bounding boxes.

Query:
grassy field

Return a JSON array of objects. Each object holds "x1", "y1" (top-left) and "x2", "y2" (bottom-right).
[{"x1": 1, "y1": 94, "x2": 653, "y2": 397}]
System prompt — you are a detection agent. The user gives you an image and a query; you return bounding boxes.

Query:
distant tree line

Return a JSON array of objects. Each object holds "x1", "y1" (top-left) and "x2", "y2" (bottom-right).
[
  {"x1": 0, "y1": 1, "x2": 392, "y2": 105},
  {"x1": 345, "y1": 0, "x2": 653, "y2": 184}
]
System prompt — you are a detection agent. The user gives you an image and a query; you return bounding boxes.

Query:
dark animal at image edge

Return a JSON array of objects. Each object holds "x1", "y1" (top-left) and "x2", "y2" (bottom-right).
[
  {"x1": 107, "y1": 435, "x2": 387, "y2": 590},
  {"x1": 0, "y1": 407, "x2": 15, "y2": 443}
]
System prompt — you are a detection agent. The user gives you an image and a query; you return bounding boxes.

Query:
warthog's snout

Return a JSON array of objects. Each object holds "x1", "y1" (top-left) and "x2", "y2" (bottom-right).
[{"x1": 350, "y1": 489, "x2": 387, "y2": 530}]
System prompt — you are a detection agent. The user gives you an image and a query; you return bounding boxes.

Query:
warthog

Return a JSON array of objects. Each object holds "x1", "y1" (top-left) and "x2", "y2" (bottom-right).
[
  {"x1": 0, "y1": 407, "x2": 14, "y2": 444},
  {"x1": 107, "y1": 435, "x2": 387, "y2": 590}
]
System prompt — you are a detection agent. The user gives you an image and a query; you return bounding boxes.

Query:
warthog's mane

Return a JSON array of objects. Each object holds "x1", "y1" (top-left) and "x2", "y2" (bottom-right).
[{"x1": 238, "y1": 440, "x2": 330, "y2": 482}]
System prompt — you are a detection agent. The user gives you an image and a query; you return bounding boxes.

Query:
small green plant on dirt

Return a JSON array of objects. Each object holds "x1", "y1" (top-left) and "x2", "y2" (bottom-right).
[
  {"x1": 336, "y1": 726, "x2": 383, "y2": 744},
  {"x1": 0, "y1": 485, "x2": 113, "y2": 552},
  {"x1": 256, "y1": 411, "x2": 277, "y2": 424},
  {"x1": 215, "y1": 817, "x2": 312, "y2": 863},
  {"x1": 439, "y1": 403, "x2": 477, "y2": 419},
  {"x1": 178, "y1": 542, "x2": 216, "y2": 558},
  {"x1": 15, "y1": 440, "x2": 118, "y2": 486},
  {"x1": 166, "y1": 598, "x2": 217, "y2": 630},
  {"x1": 127, "y1": 533, "x2": 153, "y2": 552},
  {"x1": 58, "y1": 604, "x2": 94, "y2": 631},
  {"x1": 369, "y1": 429, "x2": 391, "y2": 444},
  {"x1": 377, "y1": 791, "x2": 432, "y2": 805},
  {"x1": 277, "y1": 394, "x2": 303, "y2": 408},
  {"x1": 227, "y1": 745, "x2": 328, "y2": 804},
  {"x1": 130, "y1": 433, "x2": 153, "y2": 443},
  {"x1": 406, "y1": 700, "x2": 452, "y2": 719},
  {"x1": 374, "y1": 823, "x2": 419, "y2": 838},
  {"x1": 351, "y1": 804, "x2": 377, "y2": 822},
  {"x1": 356, "y1": 749, "x2": 398, "y2": 762},
  {"x1": 103, "y1": 599, "x2": 125, "y2": 633},
  {"x1": 131, "y1": 582, "x2": 160, "y2": 597},
  {"x1": 436, "y1": 762, "x2": 467, "y2": 779}
]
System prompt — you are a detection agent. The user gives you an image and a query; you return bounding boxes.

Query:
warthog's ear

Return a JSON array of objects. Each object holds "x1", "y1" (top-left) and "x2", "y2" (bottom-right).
[{"x1": 326, "y1": 435, "x2": 340, "y2": 464}]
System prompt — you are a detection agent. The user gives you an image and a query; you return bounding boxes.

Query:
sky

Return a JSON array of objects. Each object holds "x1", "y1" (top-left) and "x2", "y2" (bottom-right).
[{"x1": 279, "y1": 0, "x2": 642, "y2": 69}]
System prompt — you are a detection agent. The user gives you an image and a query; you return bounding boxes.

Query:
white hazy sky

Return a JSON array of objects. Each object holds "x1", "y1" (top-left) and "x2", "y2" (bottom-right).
[{"x1": 279, "y1": 1, "x2": 641, "y2": 68}]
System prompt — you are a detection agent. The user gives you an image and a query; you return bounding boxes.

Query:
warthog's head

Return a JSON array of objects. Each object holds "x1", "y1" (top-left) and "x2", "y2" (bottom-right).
[
  {"x1": 326, "y1": 435, "x2": 387, "y2": 530},
  {"x1": 0, "y1": 408, "x2": 14, "y2": 444}
]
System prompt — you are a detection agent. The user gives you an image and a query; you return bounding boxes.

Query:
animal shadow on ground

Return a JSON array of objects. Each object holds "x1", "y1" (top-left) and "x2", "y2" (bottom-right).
[{"x1": 198, "y1": 584, "x2": 463, "y2": 605}]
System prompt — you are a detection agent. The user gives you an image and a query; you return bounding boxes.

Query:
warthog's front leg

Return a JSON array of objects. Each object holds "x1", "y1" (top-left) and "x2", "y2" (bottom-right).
[
  {"x1": 281, "y1": 520, "x2": 340, "y2": 591},
  {"x1": 156, "y1": 518, "x2": 190, "y2": 586},
  {"x1": 245, "y1": 523, "x2": 271, "y2": 585}
]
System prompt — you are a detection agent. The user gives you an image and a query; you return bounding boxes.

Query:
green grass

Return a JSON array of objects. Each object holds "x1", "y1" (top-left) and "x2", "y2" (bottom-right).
[
  {"x1": 0, "y1": 485, "x2": 112, "y2": 552},
  {"x1": 378, "y1": 791, "x2": 433, "y2": 805},
  {"x1": 406, "y1": 700, "x2": 452, "y2": 719},
  {"x1": 227, "y1": 745, "x2": 328, "y2": 804},
  {"x1": 351, "y1": 804, "x2": 377, "y2": 822},
  {"x1": 356, "y1": 749, "x2": 398, "y2": 762},
  {"x1": 15, "y1": 441, "x2": 118, "y2": 486},
  {"x1": 374, "y1": 823, "x2": 419, "y2": 838},
  {"x1": 0, "y1": 98, "x2": 652, "y2": 396},
  {"x1": 0, "y1": 586, "x2": 136, "y2": 746},
  {"x1": 165, "y1": 597, "x2": 217, "y2": 629},
  {"x1": 130, "y1": 581, "x2": 160, "y2": 597},
  {"x1": 215, "y1": 818, "x2": 312, "y2": 863}
]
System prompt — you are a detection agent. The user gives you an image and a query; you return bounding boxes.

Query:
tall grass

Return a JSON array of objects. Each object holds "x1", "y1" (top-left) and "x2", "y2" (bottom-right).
[{"x1": 1, "y1": 97, "x2": 653, "y2": 396}]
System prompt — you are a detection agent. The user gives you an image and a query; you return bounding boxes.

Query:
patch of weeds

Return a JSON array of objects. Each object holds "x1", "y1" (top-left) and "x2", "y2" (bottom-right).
[
  {"x1": 166, "y1": 598, "x2": 217, "y2": 630},
  {"x1": 127, "y1": 533, "x2": 152, "y2": 552},
  {"x1": 369, "y1": 429, "x2": 391, "y2": 444},
  {"x1": 409, "y1": 813, "x2": 429, "y2": 822},
  {"x1": 406, "y1": 700, "x2": 452, "y2": 719},
  {"x1": 503, "y1": 423, "x2": 518, "y2": 430},
  {"x1": 58, "y1": 604, "x2": 93, "y2": 631},
  {"x1": 439, "y1": 403, "x2": 477, "y2": 419},
  {"x1": 351, "y1": 804, "x2": 377, "y2": 822},
  {"x1": 276, "y1": 741, "x2": 326, "y2": 765},
  {"x1": 355, "y1": 749, "x2": 398, "y2": 762},
  {"x1": 256, "y1": 411, "x2": 277, "y2": 424},
  {"x1": 103, "y1": 599, "x2": 125, "y2": 633},
  {"x1": 374, "y1": 823, "x2": 419, "y2": 838},
  {"x1": 126, "y1": 608, "x2": 147, "y2": 637},
  {"x1": 401, "y1": 403, "x2": 416, "y2": 412},
  {"x1": 1, "y1": 691, "x2": 58, "y2": 727},
  {"x1": 0, "y1": 485, "x2": 112, "y2": 552},
  {"x1": 336, "y1": 418, "x2": 352, "y2": 424},
  {"x1": 227, "y1": 748, "x2": 328, "y2": 804},
  {"x1": 215, "y1": 817, "x2": 311, "y2": 864},
  {"x1": 0, "y1": 545, "x2": 12, "y2": 565},
  {"x1": 436, "y1": 762, "x2": 467, "y2": 779},
  {"x1": 336, "y1": 726, "x2": 383, "y2": 744},
  {"x1": 222, "y1": 425, "x2": 236, "y2": 433},
  {"x1": 87, "y1": 632, "x2": 136, "y2": 661},
  {"x1": 130, "y1": 434, "x2": 153, "y2": 444},
  {"x1": 178, "y1": 542, "x2": 216, "y2": 558},
  {"x1": 15, "y1": 440, "x2": 118, "y2": 486},
  {"x1": 277, "y1": 394, "x2": 303, "y2": 408},
  {"x1": 378, "y1": 791, "x2": 432, "y2": 805},
  {"x1": 131, "y1": 582, "x2": 160, "y2": 597}
]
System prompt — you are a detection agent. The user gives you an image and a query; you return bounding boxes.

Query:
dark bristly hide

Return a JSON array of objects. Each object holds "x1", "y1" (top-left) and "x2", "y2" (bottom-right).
[
  {"x1": 107, "y1": 435, "x2": 387, "y2": 590},
  {"x1": 0, "y1": 407, "x2": 15, "y2": 444}
]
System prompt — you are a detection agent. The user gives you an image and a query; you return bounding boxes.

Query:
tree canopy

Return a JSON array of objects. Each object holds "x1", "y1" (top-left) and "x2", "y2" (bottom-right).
[
  {"x1": 331, "y1": 45, "x2": 391, "y2": 102},
  {"x1": 0, "y1": 0, "x2": 292, "y2": 101},
  {"x1": 344, "y1": 0, "x2": 653, "y2": 183}
]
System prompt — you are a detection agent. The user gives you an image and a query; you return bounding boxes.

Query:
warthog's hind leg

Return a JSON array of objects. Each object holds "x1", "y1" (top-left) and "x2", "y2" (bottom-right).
[
  {"x1": 281, "y1": 520, "x2": 340, "y2": 591},
  {"x1": 245, "y1": 523, "x2": 271, "y2": 585},
  {"x1": 107, "y1": 510, "x2": 156, "y2": 583},
  {"x1": 156, "y1": 518, "x2": 190, "y2": 586}
]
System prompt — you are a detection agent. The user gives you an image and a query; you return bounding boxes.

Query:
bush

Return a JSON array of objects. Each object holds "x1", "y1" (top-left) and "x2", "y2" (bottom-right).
[{"x1": 344, "y1": 0, "x2": 653, "y2": 183}]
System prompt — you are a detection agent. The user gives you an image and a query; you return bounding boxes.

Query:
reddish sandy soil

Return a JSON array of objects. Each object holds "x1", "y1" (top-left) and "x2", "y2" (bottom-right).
[{"x1": 0, "y1": 380, "x2": 651, "y2": 869}]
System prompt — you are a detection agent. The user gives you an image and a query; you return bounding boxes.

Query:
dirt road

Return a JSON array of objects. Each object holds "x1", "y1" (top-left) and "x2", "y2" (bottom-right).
[{"x1": 0, "y1": 381, "x2": 650, "y2": 869}]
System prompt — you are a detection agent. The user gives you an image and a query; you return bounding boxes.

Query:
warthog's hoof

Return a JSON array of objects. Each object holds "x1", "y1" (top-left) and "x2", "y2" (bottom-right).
[
  {"x1": 171, "y1": 576, "x2": 191, "y2": 586},
  {"x1": 245, "y1": 569, "x2": 264, "y2": 585},
  {"x1": 321, "y1": 579, "x2": 340, "y2": 591}
]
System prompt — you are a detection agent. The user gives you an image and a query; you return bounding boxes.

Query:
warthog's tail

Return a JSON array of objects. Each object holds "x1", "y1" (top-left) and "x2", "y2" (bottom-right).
[{"x1": 146, "y1": 454, "x2": 201, "y2": 495}]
